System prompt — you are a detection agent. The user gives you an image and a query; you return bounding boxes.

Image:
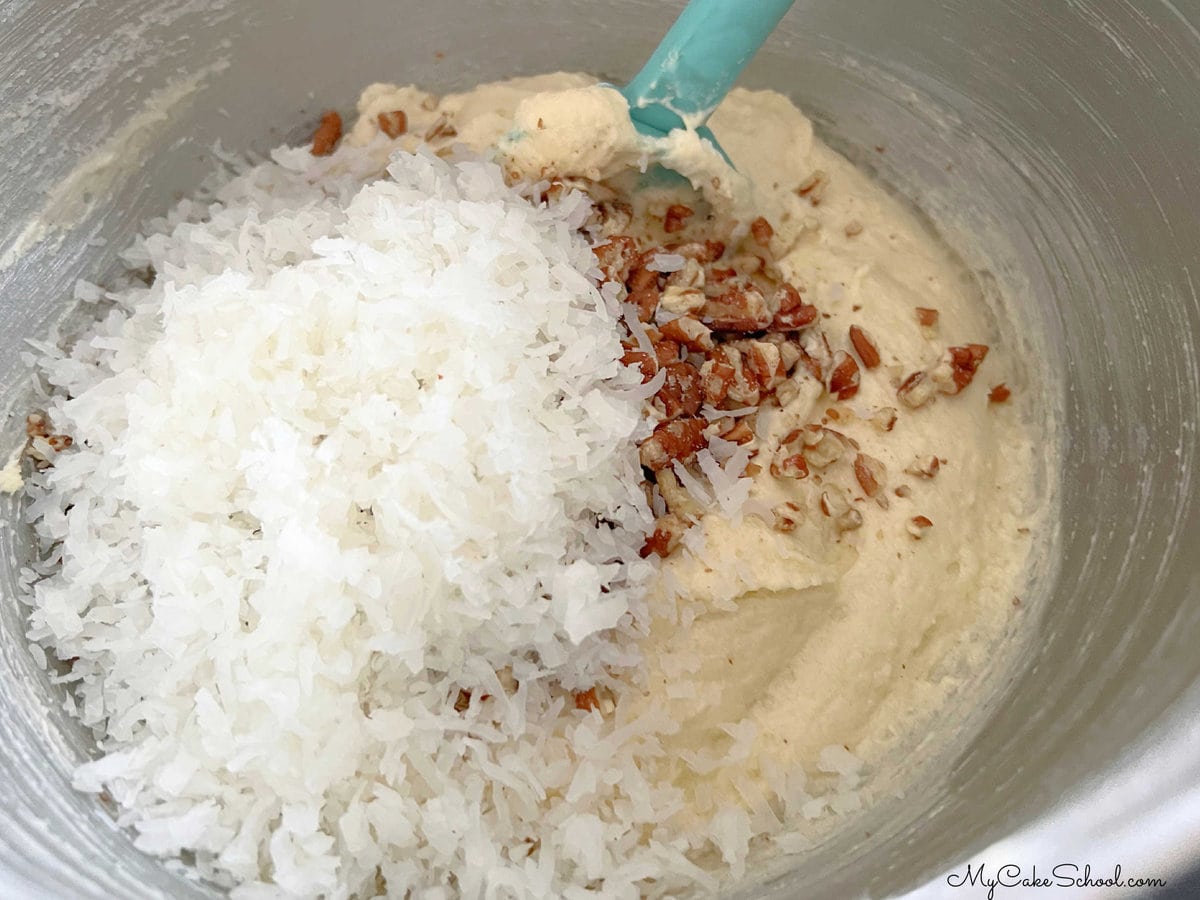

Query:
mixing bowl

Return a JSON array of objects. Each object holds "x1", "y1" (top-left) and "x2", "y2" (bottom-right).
[{"x1": 1, "y1": 1, "x2": 1197, "y2": 897}]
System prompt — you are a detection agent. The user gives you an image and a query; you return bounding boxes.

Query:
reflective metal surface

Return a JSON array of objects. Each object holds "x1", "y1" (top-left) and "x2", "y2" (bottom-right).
[{"x1": 1, "y1": 2, "x2": 1197, "y2": 897}]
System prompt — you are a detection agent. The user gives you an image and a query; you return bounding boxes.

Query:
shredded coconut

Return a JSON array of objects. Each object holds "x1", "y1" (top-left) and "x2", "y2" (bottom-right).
[{"x1": 19, "y1": 144, "x2": 744, "y2": 898}]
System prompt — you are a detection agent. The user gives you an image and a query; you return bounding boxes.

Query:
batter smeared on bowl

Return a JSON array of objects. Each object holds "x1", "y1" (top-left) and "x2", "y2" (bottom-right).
[{"x1": 14, "y1": 74, "x2": 1040, "y2": 898}]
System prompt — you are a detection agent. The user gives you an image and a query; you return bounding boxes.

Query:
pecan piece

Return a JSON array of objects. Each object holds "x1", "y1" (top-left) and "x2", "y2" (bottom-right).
[
  {"x1": 772, "y1": 502, "x2": 803, "y2": 533},
  {"x1": 621, "y1": 348, "x2": 657, "y2": 382},
  {"x1": 702, "y1": 283, "x2": 771, "y2": 332},
  {"x1": 593, "y1": 236, "x2": 640, "y2": 284},
  {"x1": 897, "y1": 371, "x2": 936, "y2": 408},
  {"x1": 25, "y1": 413, "x2": 50, "y2": 439},
  {"x1": 750, "y1": 216, "x2": 774, "y2": 247},
  {"x1": 656, "y1": 362, "x2": 704, "y2": 418},
  {"x1": 377, "y1": 110, "x2": 408, "y2": 138},
  {"x1": 907, "y1": 515, "x2": 934, "y2": 540},
  {"x1": 659, "y1": 286, "x2": 706, "y2": 315},
  {"x1": 716, "y1": 416, "x2": 756, "y2": 445},
  {"x1": 768, "y1": 283, "x2": 819, "y2": 331},
  {"x1": 659, "y1": 316, "x2": 714, "y2": 352},
  {"x1": 641, "y1": 512, "x2": 690, "y2": 558},
  {"x1": 424, "y1": 114, "x2": 457, "y2": 141},
  {"x1": 670, "y1": 239, "x2": 725, "y2": 264},
  {"x1": 574, "y1": 688, "x2": 600, "y2": 711},
  {"x1": 828, "y1": 351, "x2": 861, "y2": 400},
  {"x1": 870, "y1": 407, "x2": 898, "y2": 432},
  {"x1": 742, "y1": 340, "x2": 786, "y2": 393},
  {"x1": 941, "y1": 344, "x2": 989, "y2": 394},
  {"x1": 699, "y1": 352, "x2": 737, "y2": 406},
  {"x1": 629, "y1": 285, "x2": 661, "y2": 323},
  {"x1": 798, "y1": 330, "x2": 833, "y2": 380},
  {"x1": 796, "y1": 170, "x2": 827, "y2": 202},
  {"x1": 915, "y1": 307, "x2": 939, "y2": 328},
  {"x1": 849, "y1": 325, "x2": 881, "y2": 369},
  {"x1": 663, "y1": 204, "x2": 694, "y2": 234},
  {"x1": 802, "y1": 426, "x2": 844, "y2": 469},
  {"x1": 639, "y1": 417, "x2": 707, "y2": 471},
  {"x1": 853, "y1": 453, "x2": 886, "y2": 498},
  {"x1": 819, "y1": 490, "x2": 862, "y2": 532},
  {"x1": 904, "y1": 456, "x2": 940, "y2": 479},
  {"x1": 989, "y1": 383, "x2": 1012, "y2": 404},
  {"x1": 772, "y1": 429, "x2": 811, "y2": 480},
  {"x1": 310, "y1": 111, "x2": 343, "y2": 156}
]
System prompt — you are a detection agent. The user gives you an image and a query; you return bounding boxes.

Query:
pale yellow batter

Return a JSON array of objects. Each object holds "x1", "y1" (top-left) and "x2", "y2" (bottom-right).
[{"x1": 347, "y1": 72, "x2": 1040, "y2": 824}]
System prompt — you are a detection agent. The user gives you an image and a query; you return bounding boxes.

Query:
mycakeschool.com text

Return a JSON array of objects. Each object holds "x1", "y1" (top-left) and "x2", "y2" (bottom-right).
[{"x1": 945, "y1": 863, "x2": 1166, "y2": 898}]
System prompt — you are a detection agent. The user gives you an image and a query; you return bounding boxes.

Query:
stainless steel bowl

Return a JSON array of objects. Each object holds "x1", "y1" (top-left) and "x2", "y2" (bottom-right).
[{"x1": 1, "y1": 2, "x2": 1197, "y2": 897}]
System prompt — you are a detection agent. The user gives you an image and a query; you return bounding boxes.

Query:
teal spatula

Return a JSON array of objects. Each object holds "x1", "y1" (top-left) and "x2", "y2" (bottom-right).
[{"x1": 617, "y1": 0, "x2": 795, "y2": 165}]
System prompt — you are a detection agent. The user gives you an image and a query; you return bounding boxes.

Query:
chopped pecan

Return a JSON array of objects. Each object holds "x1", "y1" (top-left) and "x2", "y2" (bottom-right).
[
  {"x1": 819, "y1": 490, "x2": 862, "y2": 532},
  {"x1": 424, "y1": 114, "x2": 457, "y2": 141},
  {"x1": 773, "y1": 502, "x2": 803, "y2": 532},
  {"x1": 802, "y1": 426, "x2": 844, "y2": 469},
  {"x1": 25, "y1": 413, "x2": 50, "y2": 439},
  {"x1": 798, "y1": 330, "x2": 833, "y2": 380},
  {"x1": 742, "y1": 341, "x2": 786, "y2": 392},
  {"x1": 848, "y1": 325, "x2": 881, "y2": 369},
  {"x1": 762, "y1": 334, "x2": 803, "y2": 373},
  {"x1": 653, "y1": 339, "x2": 681, "y2": 366},
  {"x1": 663, "y1": 204, "x2": 694, "y2": 234},
  {"x1": 629, "y1": 285, "x2": 661, "y2": 323},
  {"x1": 904, "y1": 455, "x2": 940, "y2": 479},
  {"x1": 720, "y1": 347, "x2": 761, "y2": 406},
  {"x1": 870, "y1": 407, "x2": 898, "y2": 432},
  {"x1": 594, "y1": 236, "x2": 640, "y2": 283},
  {"x1": 795, "y1": 170, "x2": 828, "y2": 205},
  {"x1": 628, "y1": 263, "x2": 659, "y2": 293},
  {"x1": 940, "y1": 344, "x2": 989, "y2": 394},
  {"x1": 989, "y1": 383, "x2": 1012, "y2": 404},
  {"x1": 670, "y1": 239, "x2": 725, "y2": 263},
  {"x1": 659, "y1": 316, "x2": 714, "y2": 352},
  {"x1": 897, "y1": 370, "x2": 936, "y2": 408},
  {"x1": 699, "y1": 353, "x2": 737, "y2": 406},
  {"x1": 639, "y1": 417, "x2": 707, "y2": 471},
  {"x1": 915, "y1": 307, "x2": 939, "y2": 328},
  {"x1": 828, "y1": 351, "x2": 861, "y2": 400},
  {"x1": 621, "y1": 348, "x2": 657, "y2": 382},
  {"x1": 656, "y1": 362, "x2": 704, "y2": 418},
  {"x1": 654, "y1": 470, "x2": 703, "y2": 518},
  {"x1": 702, "y1": 283, "x2": 771, "y2": 332},
  {"x1": 574, "y1": 688, "x2": 600, "y2": 711},
  {"x1": 750, "y1": 216, "x2": 774, "y2": 246},
  {"x1": 641, "y1": 512, "x2": 690, "y2": 558},
  {"x1": 377, "y1": 110, "x2": 408, "y2": 138},
  {"x1": 310, "y1": 111, "x2": 343, "y2": 156},
  {"x1": 771, "y1": 446, "x2": 810, "y2": 479},
  {"x1": 768, "y1": 283, "x2": 818, "y2": 331},
  {"x1": 665, "y1": 257, "x2": 706, "y2": 290},
  {"x1": 659, "y1": 286, "x2": 706, "y2": 315},
  {"x1": 716, "y1": 416, "x2": 755, "y2": 445},
  {"x1": 853, "y1": 453, "x2": 886, "y2": 498},
  {"x1": 907, "y1": 515, "x2": 933, "y2": 540}
]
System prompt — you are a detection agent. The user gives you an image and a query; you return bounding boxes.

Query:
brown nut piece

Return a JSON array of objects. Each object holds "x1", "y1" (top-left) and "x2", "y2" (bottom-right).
[{"x1": 310, "y1": 111, "x2": 343, "y2": 156}]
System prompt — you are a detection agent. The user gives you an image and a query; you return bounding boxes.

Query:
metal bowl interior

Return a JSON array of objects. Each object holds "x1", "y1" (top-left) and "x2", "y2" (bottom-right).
[{"x1": 0, "y1": 2, "x2": 1197, "y2": 897}]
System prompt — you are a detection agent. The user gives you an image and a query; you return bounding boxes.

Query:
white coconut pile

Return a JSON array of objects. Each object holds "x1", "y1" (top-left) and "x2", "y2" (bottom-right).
[{"x1": 16, "y1": 142, "x2": 860, "y2": 899}]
